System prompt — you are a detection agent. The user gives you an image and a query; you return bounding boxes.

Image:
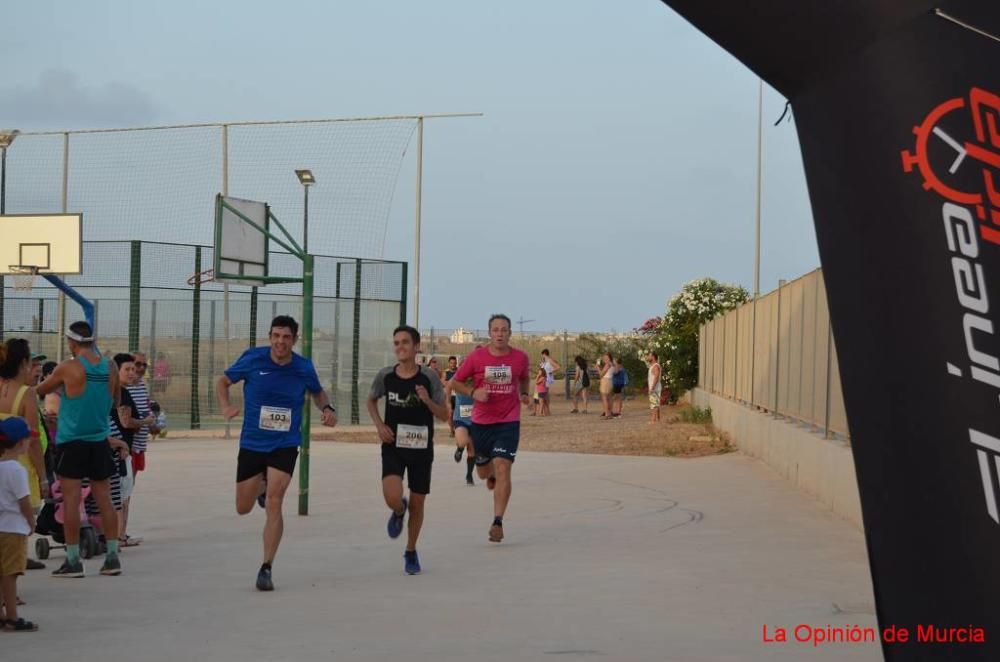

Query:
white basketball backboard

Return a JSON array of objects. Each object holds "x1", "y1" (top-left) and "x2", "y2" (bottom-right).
[
  {"x1": 214, "y1": 195, "x2": 269, "y2": 284},
  {"x1": 0, "y1": 214, "x2": 83, "y2": 274}
]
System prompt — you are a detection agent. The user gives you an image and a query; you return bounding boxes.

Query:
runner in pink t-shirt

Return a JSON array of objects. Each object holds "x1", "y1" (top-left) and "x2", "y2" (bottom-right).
[{"x1": 449, "y1": 314, "x2": 530, "y2": 543}]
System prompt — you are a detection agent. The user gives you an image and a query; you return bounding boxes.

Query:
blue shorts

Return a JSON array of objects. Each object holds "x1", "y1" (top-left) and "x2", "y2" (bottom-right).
[
  {"x1": 471, "y1": 421, "x2": 520, "y2": 465},
  {"x1": 454, "y1": 418, "x2": 472, "y2": 431}
]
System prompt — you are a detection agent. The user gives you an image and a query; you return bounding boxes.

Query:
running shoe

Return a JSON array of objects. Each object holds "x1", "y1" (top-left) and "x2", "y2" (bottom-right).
[
  {"x1": 26, "y1": 559, "x2": 45, "y2": 570},
  {"x1": 466, "y1": 474, "x2": 475, "y2": 486},
  {"x1": 489, "y1": 523, "x2": 504, "y2": 543},
  {"x1": 256, "y1": 565, "x2": 274, "y2": 591},
  {"x1": 387, "y1": 497, "x2": 408, "y2": 539},
  {"x1": 100, "y1": 554, "x2": 122, "y2": 576},
  {"x1": 404, "y1": 550, "x2": 421, "y2": 575},
  {"x1": 453, "y1": 446, "x2": 463, "y2": 462},
  {"x1": 52, "y1": 560, "x2": 85, "y2": 578}
]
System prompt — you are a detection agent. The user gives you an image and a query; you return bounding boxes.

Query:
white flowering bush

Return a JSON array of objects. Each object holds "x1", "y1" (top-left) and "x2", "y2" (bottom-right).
[{"x1": 639, "y1": 278, "x2": 748, "y2": 398}]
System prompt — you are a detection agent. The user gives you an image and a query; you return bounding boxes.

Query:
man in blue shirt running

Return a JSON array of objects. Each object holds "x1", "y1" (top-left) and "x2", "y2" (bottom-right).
[{"x1": 216, "y1": 315, "x2": 337, "y2": 591}]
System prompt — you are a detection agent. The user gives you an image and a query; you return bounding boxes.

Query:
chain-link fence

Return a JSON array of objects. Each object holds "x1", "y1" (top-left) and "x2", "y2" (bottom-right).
[{"x1": 0, "y1": 240, "x2": 406, "y2": 429}]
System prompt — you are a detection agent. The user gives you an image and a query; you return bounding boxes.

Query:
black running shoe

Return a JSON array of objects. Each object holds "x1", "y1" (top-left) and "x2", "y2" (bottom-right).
[
  {"x1": 52, "y1": 559, "x2": 85, "y2": 578},
  {"x1": 453, "y1": 446, "x2": 463, "y2": 462},
  {"x1": 256, "y1": 565, "x2": 274, "y2": 591},
  {"x1": 26, "y1": 558, "x2": 45, "y2": 570},
  {"x1": 466, "y1": 474, "x2": 474, "y2": 486},
  {"x1": 100, "y1": 554, "x2": 122, "y2": 576}
]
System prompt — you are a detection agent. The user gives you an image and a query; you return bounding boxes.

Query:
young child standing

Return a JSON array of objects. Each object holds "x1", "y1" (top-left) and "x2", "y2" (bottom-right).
[
  {"x1": 534, "y1": 366, "x2": 549, "y2": 417},
  {"x1": 0, "y1": 417, "x2": 38, "y2": 632}
]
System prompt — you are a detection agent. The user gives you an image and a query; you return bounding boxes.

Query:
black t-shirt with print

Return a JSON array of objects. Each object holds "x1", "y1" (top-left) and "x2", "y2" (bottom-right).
[
  {"x1": 110, "y1": 387, "x2": 140, "y2": 449},
  {"x1": 369, "y1": 365, "x2": 445, "y2": 450}
]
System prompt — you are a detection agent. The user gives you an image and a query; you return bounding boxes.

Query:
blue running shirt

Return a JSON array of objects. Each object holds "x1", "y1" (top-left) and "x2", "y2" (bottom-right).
[{"x1": 224, "y1": 347, "x2": 323, "y2": 452}]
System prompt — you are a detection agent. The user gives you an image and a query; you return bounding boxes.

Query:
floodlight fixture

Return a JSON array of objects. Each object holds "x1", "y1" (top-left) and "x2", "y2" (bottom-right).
[
  {"x1": 0, "y1": 130, "x2": 18, "y2": 150},
  {"x1": 295, "y1": 169, "x2": 315, "y2": 186}
]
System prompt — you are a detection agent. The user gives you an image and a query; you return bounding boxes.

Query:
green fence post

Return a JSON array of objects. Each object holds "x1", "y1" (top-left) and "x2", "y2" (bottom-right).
[
  {"x1": 249, "y1": 286, "x2": 258, "y2": 347},
  {"x1": 399, "y1": 261, "x2": 408, "y2": 326},
  {"x1": 149, "y1": 300, "x2": 158, "y2": 365},
  {"x1": 128, "y1": 240, "x2": 142, "y2": 350},
  {"x1": 332, "y1": 262, "x2": 342, "y2": 410},
  {"x1": 190, "y1": 247, "x2": 202, "y2": 429},
  {"x1": 298, "y1": 254, "x2": 315, "y2": 516},
  {"x1": 351, "y1": 259, "x2": 362, "y2": 425},
  {"x1": 208, "y1": 300, "x2": 216, "y2": 415}
]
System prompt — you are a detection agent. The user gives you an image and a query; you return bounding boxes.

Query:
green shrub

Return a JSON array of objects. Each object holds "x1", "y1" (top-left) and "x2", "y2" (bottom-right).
[{"x1": 679, "y1": 405, "x2": 712, "y2": 424}]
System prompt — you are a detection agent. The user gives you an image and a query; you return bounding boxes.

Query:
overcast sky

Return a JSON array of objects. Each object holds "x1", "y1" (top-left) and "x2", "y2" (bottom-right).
[{"x1": 4, "y1": 0, "x2": 819, "y2": 332}]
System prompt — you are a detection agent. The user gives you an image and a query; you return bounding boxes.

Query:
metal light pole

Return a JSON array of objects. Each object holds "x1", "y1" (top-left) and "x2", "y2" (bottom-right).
[
  {"x1": 0, "y1": 129, "x2": 19, "y2": 214},
  {"x1": 294, "y1": 168, "x2": 315, "y2": 516},
  {"x1": 750, "y1": 82, "x2": 763, "y2": 408},
  {"x1": 0, "y1": 130, "x2": 20, "y2": 344},
  {"x1": 754, "y1": 80, "x2": 763, "y2": 299},
  {"x1": 295, "y1": 169, "x2": 315, "y2": 253},
  {"x1": 413, "y1": 117, "x2": 424, "y2": 329}
]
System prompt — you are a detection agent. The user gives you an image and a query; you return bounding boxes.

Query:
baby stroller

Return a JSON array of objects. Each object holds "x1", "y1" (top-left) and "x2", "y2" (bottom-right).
[{"x1": 34, "y1": 479, "x2": 104, "y2": 561}]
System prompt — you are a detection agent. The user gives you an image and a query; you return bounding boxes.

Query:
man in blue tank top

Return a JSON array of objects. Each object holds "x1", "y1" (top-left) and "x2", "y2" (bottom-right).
[
  {"x1": 216, "y1": 315, "x2": 337, "y2": 591},
  {"x1": 36, "y1": 321, "x2": 124, "y2": 578}
]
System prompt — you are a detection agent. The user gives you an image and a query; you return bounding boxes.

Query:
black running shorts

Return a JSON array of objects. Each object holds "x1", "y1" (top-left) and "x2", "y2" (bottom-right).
[
  {"x1": 471, "y1": 421, "x2": 520, "y2": 465},
  {"x1": 54, "y1": 440, "x2": 118, "y2": 481},
  {"x1": 236, "y1": 447, "x2": 299, "y2": 482},
  {"x1": 381, "y1": 443, "x2": 433, "y2": 494}
]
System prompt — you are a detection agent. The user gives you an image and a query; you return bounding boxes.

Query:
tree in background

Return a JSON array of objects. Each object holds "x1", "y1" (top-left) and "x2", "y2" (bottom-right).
[
  {"x1": 641, "y1": 278, "x2": 749, "y2": 398},
  {"x1": 575, "y1": 333, "x2": 647, "y2": 393}
]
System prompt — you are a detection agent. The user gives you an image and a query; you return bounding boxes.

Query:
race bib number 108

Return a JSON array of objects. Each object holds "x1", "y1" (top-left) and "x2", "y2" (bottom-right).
[{"x1": 484, "y1": 365, "x2": 512, "y2": 385}]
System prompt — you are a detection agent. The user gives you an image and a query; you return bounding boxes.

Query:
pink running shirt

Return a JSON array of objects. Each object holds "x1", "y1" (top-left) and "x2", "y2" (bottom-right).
[{"x1": 452, "y1": 346, "x2": 530, "y2": 424}]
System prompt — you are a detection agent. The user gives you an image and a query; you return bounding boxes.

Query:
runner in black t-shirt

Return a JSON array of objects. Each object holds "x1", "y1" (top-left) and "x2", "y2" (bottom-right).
[{"x1": 367, "y1": 325, "x2": 448, "y2": 575}]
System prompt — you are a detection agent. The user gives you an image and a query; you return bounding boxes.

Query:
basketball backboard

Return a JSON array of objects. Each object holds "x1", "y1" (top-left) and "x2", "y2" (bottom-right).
[
  {"x1": 0, "y1": 214, "x2": 83, "y2": 274},
  {"x1": 214, "y1": 194, "x2": 269, "y2": 285}
]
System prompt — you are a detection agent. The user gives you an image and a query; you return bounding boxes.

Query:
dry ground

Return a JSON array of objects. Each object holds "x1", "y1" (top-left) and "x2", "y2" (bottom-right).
[{"x1": 307, "y1": 394, "x2": 734, "y2": 458}]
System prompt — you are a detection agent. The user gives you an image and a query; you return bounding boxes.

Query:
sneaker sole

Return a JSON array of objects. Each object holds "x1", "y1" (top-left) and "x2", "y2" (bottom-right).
[
  {"x1": 489, "y1": 526, "x2": 504, "y2": 543},
  {"x1": 53, "y1": 572, "x2": 85, "y2": 579},
  {"x1": 100, "y1": 568, "x2": 122, "y2": 576}
]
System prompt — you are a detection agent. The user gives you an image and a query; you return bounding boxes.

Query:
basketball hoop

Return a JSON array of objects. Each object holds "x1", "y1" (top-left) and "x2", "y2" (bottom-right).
[
  {"x1": 187, "y1": 268, "x2": 215, "y2": 287},
  {"x1": 9, "y1": 265, "x2": 40, "y2": 293}
]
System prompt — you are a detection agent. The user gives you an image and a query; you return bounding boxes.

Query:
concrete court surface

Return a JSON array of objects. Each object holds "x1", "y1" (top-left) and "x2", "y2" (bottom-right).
[{"x1": 8, "y1": 439, "x2": 881, "y2": 662}]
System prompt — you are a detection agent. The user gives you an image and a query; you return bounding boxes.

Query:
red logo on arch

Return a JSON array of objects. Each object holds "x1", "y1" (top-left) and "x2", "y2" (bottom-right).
[{"x1": 901, "y1": 87, "x2": 1000, "y2": 245}]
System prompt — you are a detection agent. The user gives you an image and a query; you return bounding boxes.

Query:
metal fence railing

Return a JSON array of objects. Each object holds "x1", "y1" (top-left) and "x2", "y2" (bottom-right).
[
  {"x1": 698, "y1": 268, "x2": 849, "y2": 439},
  {"x1": 0, "y1": 240, "x2": 406, "y2": 430}
]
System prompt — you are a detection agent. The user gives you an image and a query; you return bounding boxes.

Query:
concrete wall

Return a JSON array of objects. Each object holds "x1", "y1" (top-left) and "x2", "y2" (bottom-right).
[{"x1": 692, "y1": 388, "x2": 864, "y2": 530}]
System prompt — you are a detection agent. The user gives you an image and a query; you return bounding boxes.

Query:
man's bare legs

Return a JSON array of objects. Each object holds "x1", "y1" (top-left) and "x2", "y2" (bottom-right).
[
  {"x1": 383, "y1": 474, "x2": 406, "y2": 516},
  {"x1": 62, "y1": 478, "x2": 119, "y2": 545},
  {"x1": 262, "y1": 468, "x2": 292, "y2": 565},
  {"x1": 235, "y1": 474, "x2": 264, "y2": 515},
  {"x1": 61, "y1": 478, "x2": 83, "y2": 547},
  {"x1": 405, "y1": 493, "x2": 426, "y2": 552},
  {"x1": 235, "y1": 467, "x2": 291, "y2": 590},
  {"x1": 492, "y1": 459, "x2": 512, "y2": 518}
]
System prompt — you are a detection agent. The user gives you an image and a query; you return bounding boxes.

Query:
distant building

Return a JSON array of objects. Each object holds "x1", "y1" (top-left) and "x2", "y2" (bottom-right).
[{"x1": 450, "y1": 327, "x2": 475, "y2": 344}]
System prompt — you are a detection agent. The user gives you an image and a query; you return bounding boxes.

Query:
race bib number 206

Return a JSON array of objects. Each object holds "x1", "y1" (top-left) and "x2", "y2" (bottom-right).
[{"x1": 396, "y1": 424, "x2": 429, "y2": 449}]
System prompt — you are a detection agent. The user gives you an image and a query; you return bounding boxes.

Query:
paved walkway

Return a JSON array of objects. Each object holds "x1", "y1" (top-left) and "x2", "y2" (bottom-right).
[{"x1": 8, "y1": 439, "x2": 880, "y2": 661}]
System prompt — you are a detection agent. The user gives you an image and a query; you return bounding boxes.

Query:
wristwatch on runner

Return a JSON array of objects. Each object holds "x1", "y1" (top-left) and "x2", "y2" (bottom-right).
[{"x1": 322, "y1": 404, "x2": 335, "y2": 413}]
